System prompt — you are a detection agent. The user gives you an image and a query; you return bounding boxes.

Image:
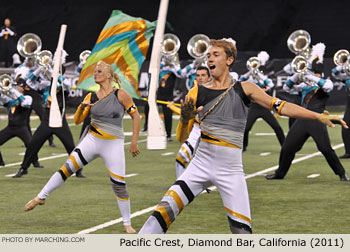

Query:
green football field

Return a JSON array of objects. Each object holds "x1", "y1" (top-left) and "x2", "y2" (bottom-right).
[{"x1": 0, "y1": 110, "x2": 349, "y2": 234}]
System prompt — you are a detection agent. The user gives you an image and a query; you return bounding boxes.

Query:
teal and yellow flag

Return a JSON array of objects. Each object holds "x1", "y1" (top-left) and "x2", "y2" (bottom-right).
[{"x1": 76, "y1": 10, "x2": 156, "y2": 98}]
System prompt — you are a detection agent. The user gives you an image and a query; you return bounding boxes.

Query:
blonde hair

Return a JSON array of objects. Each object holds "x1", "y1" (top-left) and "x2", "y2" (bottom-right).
[
  {"x1": 96, "y1": 60, "x2": 122, "y2": 87},
  {"x1": 209, "y1": 39, "x2": 237, "y2": 66}
]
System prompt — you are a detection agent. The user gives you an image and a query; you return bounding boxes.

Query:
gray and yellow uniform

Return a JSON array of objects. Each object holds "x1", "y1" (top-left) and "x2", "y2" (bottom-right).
[
  {"x1": 36, "y1": 88, "x2": 137, "y2": 226},
  {"x1": 139, "y1": 81, "x2": 253, "y2": 234}
]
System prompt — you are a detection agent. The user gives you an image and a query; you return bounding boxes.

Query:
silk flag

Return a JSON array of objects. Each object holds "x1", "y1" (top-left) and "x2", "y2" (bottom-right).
[{"x1": 76, "y1": 10, "x2": 156, "y2": 98}]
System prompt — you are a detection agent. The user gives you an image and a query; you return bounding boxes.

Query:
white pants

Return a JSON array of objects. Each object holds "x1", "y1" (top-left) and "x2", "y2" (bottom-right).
[
  {"x1": 140, "y1": 140, "x2": 251, "y2": 233},
  {"x1": 38, "y1": 132, "x2": 132, "y2": 225},
  {"x1": 175, "y1": 124, "x2": 201, "y2": 178}
]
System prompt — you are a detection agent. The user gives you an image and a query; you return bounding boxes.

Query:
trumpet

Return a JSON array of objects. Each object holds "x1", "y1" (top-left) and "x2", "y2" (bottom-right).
[
  {"x1": 291, "y1": 55, "x2": 317, "y2": 87},
  {"x1": 79, "y1": 50, "x2": 91, "y2": 65},
  {"x1": 17, "y1": 33, "x2": 42, "y2": 59},
  {"x1": 161, "y1": 33, "x2": 181, "y2": 66},
  {"x1": 187, "y1": 34, "x2": 210, "y2": 65},
  {"x1": 0, "y1": 74, "x2": 17, "y2": 100},
  {"x1": 287, "y1": 30, "x2": 312, "y2": 59},
  {"x1": 333, "y1": 49, "x2": 350, "y2": 75}
]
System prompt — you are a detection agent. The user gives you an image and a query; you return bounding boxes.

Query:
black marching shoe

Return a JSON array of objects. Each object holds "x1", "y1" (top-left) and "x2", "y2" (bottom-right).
[
  {"x1": 33, "y1": 161, "x2": 44, "y2": 168},
  {"x1": 49, "y1": 142, "x2": 56, "y2": 147},
  {"x1": 265, "y1": 173, "x2": 284, "y2": 180},
  {"x1": 0, "y1": 162, "x2": 5, "y2": 167},
  {"x1": 12, "y1": 168, "x2": 28, "y2": 178},
  {"x1": 339, "y1": 174, "x2": 350, "y2": 181},
  {"x1": 75, "y1": 170, "x2": 86, "y2": 178},
  {"x1": 339, "y1": 153, "x2": 350, "y2": 159}
]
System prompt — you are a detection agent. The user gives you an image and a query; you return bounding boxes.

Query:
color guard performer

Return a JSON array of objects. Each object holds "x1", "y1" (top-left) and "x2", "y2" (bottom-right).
[
  {"x1": 23, "y1": 61, "x2": 141, "y2": 234},
  {"x1": 139, "y1": 39, "x2": 347, "y2": 234}
]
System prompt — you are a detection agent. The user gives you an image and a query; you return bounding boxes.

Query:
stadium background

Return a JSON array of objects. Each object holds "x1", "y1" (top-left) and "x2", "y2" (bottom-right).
[{"x1": 1, "y1": 0, "x2": 350, "y2": 106}]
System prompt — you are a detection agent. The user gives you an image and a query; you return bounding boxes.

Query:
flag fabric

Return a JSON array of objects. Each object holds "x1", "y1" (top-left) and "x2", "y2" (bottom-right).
[{"x1": 76, "y1": 10, "x2": 156, "y2": 98}]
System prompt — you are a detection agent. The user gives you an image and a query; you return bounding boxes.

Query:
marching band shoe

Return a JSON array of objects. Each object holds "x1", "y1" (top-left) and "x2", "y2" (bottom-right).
[
  {"x1": 12, "y1": 168, "x2": 28, "y2": 178},
  {"x1": 75, "y1": 170, "x2": 86, "y2": 178},
  {"x1": 339, "y1": 174, "x2": 350, "y2": 181},
  {"x1": 339, "y1": 153, "x2": 350, "y2": 159},
  {"x1": 265, "y1": 173, "x2": 284, "y2": 180},
  {"x1": 124, "y1": 225, "x2": 136, "y2": 234},
  {"x1": 33, "y1": 161, "x2": 44, "y2": 168},
  {"x1": 0, "y1": 162, "x2": 5, "y2": 167},
  {"x1": 167, "y1": 136, "x2": 173, "y2": 142},
  {"x1": 49, "y1": 142, "x2": 57, "y2": 147},
  {"x1": 24, "y1": 196, "x2": 45, "y2": 211}
]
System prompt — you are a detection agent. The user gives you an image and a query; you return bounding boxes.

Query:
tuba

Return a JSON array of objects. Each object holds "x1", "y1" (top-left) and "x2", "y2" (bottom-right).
[
  {"x1": 17, "y1": 33, "x2": 42, "y2": 58},
  {"x1": 161, "y1": 33, "x2": 181, "y2": 66},
  {"x1": 0, "y1": 74, "x2": 17, "y2": 99},
  {"x1": 333, "y1": 49, "x2": 350, "y2": 75},
  {"x1": 287, "y1": 30, "x2": 311, "y2": 59},
  {"x1": 187, "y1": 34, "x2": 210, "y2": 65},
  {"x1": 79, "y1": 50, "x2": 91, "y2": 65}
]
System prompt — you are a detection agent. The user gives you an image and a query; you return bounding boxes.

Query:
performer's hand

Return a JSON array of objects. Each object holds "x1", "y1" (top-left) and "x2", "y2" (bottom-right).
[
  {"x1": 180, "y1": 95, "x2": 202, "y2": 124},
  {"x1": 129, "y1": 142, "x2": 140, "y2": 157},
  {"x1": 167, "y1": 101, "x2": 174, "y2": 108},
  {"x1": 80, "y1": 100, "x2": 93, "y2": 109},
  {"x1": 318, "y1": 110, "x2": 348, "y2": 129}
]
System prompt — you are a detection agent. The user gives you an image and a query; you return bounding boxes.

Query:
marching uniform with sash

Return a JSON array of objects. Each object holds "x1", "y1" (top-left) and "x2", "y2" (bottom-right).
[
  {"x1": 139, "y1": 81, "x2": 254, "y2": 234},
  {"x1": 32, "y1": 88, "x2": 137, "y2": 226}
]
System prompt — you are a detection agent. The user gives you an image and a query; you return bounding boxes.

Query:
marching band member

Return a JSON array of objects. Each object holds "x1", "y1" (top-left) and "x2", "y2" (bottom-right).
[
  {"x1": 332, "y1": 54, "x2": 350, "y2": 159},
  {"x1": 266, "y1": 44, "x2": 350, "y2": 181},
  {"x1": 240, "y1": 51, "x2": 285, "y2": 151},
  {"x1": 139, "y1": 39, "x2": 347, "y2": 234},
  {"x1": 23, "y1": 61, "x2": 141, "y2": 234},
  {"x1": 282, "y1": 61, "x2": 302, "y2": 128},
  {"x1": 13, "y1": 58, "x2": 56, "y2": 147},
  {"x1": 13, "y1": 51, "x2": 85, "y2": 178},
  {"x1": 143, "y1": 56, "x2": 179, "y2": 140},
  {"x1": 0, "y1": 79, "x2": 41, "y2": 167}
]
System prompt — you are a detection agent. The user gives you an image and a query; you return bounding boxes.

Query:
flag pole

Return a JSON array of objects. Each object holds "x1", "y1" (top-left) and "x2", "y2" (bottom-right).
[
  {"x1": 49, "y1": 24, "x2": 67, "y2": 128},
  {"x1": 147, "y1": 0, "x2": 169, "y2": 149}
]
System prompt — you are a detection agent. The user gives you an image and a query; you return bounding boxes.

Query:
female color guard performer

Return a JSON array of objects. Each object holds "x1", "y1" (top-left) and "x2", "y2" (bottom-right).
[
  {"x1": 139, "y1": 39, "x2": 347, "y2": 234},
  {"x1": 23, "y1": 61, "x2": 141, "y2": 234}
]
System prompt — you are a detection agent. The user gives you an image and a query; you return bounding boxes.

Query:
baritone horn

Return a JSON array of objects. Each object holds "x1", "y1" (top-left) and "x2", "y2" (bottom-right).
[
  {"x1": 291, "y1": 55, "x2": 317, "y2": 87},
  {"x1": 333, "y1": 49, "x2": 350, "y2": 74},
  {"x1": 287, "y1": 30, "x2": 311, "y2": 58},
  {"x1": 17, "y1": 33, "x2": 42, "y2": 58},
  {"x1": 161, "y1": 33, "x2": 181, "y2": 66},
  {"x1": 187, "y1": 34, "x2": 210, "y2": 64},
  {"x1": 246, "y1": 57, "x2": 263, "y2": 83},
  {"x1": 36, "y1": 50, "x2": 53, "y2": 79},
  {"x1": 79, "y1": 50, "x2": 91, "y2": 65}
]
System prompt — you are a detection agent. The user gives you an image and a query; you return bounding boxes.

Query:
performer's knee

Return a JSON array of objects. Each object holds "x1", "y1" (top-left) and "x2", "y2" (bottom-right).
[{"x1": 111, "y1": 179, "x2": 129, "y2": 200}]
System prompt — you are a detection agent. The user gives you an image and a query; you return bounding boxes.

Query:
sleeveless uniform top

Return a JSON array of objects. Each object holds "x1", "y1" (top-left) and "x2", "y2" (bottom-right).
[
  {"x1": 88, "y1": 90, "x2": 125, "y2": 139},
  {"x1": 197, "y1": 81, "x2": 250, "y2": 148}
]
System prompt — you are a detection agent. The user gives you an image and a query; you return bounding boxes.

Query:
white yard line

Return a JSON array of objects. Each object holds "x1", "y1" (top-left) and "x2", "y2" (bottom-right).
[{"x1": 76, "y1": 143, "x2": 345, "y2": 234}]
